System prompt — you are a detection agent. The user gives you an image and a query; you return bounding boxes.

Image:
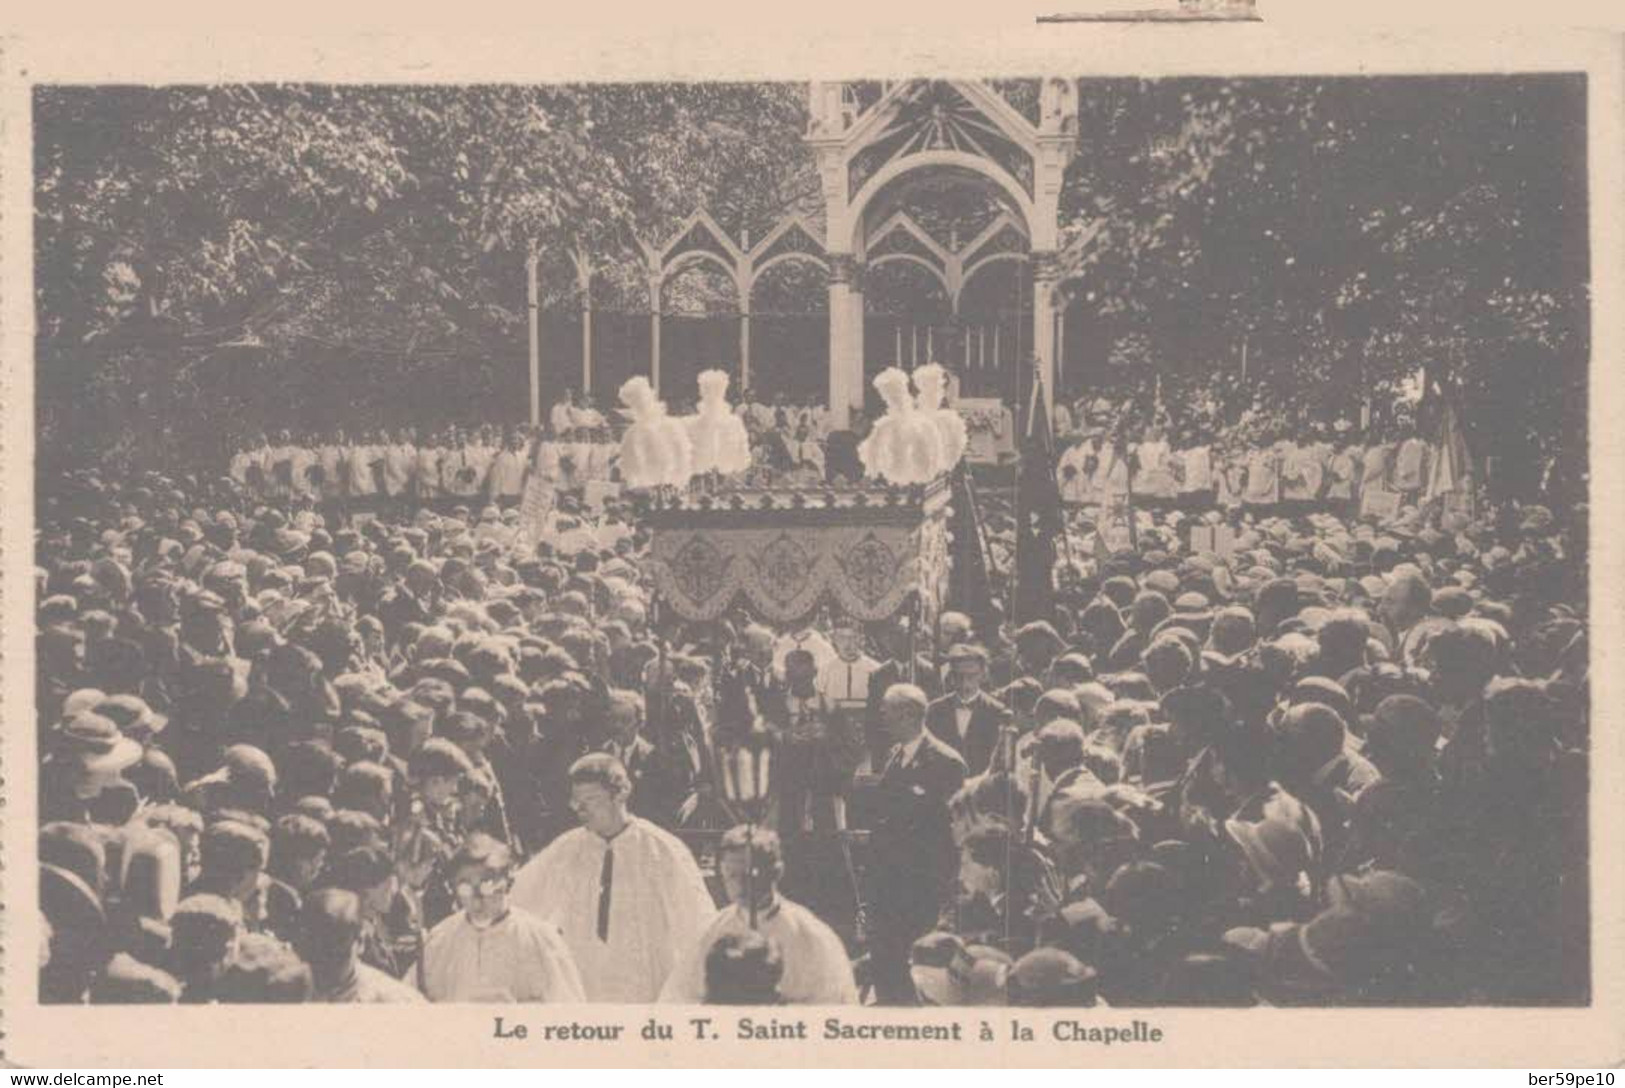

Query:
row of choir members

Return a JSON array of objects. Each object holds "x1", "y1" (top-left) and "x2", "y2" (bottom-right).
[
  {"x1": 1057, "y1": 432, "x2": 1437, "y2": 508},
  {"x1": 228, "y1": 432, "x2": 527, "y2": 502},
  {"x1": 227, "y1": 433, "x2": 624, "y2": 503}
]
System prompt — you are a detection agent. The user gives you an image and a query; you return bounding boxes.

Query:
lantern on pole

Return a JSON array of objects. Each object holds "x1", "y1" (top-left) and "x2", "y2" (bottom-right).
[{"x1": 717, "y1": 722, "x2": 776, "y2": 928}]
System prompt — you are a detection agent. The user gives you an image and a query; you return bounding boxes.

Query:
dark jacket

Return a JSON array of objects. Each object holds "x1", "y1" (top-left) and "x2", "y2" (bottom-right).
[
  {"x1": 616, "y1": 733, "x2": 694, "y2": 831},
  {"x1": 925, "y1": 690, "x2": 1012, "y2": 777},
  {"x1": 868, "y1": 731, "x2": 968, "y2": 931},
  {"x1": 864, "y1": 656, "x2": 940, "y2": 768}
]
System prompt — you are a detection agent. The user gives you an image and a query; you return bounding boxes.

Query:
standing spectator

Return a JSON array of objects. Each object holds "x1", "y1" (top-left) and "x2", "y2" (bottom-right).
[{"x1": 868, "y1": 684, "x2": 967, "y2": 1005}]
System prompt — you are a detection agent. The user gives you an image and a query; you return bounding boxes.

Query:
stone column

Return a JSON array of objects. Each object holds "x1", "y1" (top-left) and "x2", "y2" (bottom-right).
[
  {"x1": 846, "y1": 258, "x2": 867, "y2": 416},
  {"x1": 827, "y1": 254, "x2": 862, "y2": 429},
  {"x1": 1031, "y1": 250, "x2": 1061, "y2": 422}
]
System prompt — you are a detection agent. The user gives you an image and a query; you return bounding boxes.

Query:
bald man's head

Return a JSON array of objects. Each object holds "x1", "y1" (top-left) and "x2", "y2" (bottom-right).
[{"x1": 882, "y1": 683, "x2": 929, "y2": 745}]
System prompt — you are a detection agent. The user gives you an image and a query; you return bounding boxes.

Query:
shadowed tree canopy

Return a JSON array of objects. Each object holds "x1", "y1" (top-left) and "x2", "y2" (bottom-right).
[{"x1": 1052, "y1": 75, "x2": 1587, "y2": 462}]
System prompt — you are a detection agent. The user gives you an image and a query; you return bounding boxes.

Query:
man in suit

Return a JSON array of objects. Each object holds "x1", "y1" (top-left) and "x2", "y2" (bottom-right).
[
  {"x1": 592, "y1": 687, "x2": 693, "y2": 831},
  {"x1": 867, "y1": 684, "x2": 967, "y2": 1005},
  {"x1": 926, "y1": 643, "x2": 1012, "y2": 777},
  {"x1": 863, "y1": 619, "x2": 939, "y2": 772},
  {"x1": 631, "y1": 667, "x2": 704, "y2": 829}
]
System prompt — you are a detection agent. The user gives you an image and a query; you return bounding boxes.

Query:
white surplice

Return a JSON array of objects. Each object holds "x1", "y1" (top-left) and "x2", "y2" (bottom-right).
[
  {"x1": 657, "y1": 897, "x2": 858, "y2": 1005},
  {"x1": 419, "y1": 906, "x2": 586, "y2": 1003},
  {"x1": 510, "y1": 817, "x2": 717, "y2": 1003}
]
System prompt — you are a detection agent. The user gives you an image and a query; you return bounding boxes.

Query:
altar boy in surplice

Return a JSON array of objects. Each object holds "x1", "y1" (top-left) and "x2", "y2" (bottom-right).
[{"x1": 762, "y1": 649, "x2": 866, "y2": 950}]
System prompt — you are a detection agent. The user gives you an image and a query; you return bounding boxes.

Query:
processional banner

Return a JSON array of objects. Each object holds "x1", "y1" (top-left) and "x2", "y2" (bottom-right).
[{"x1": 513, "y1": 469, "x2": 556, "y2": 551}]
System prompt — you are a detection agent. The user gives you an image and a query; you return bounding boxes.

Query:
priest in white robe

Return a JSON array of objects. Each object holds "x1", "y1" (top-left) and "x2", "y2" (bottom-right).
[
  {"x1": 419, "y1": 833, "x2": 586, "y2": 1003},
  {"x1": 382, "y1": 429, "x2": 417, "y2": 501},
  {"x1": 1179, "y1": 442, "x2": 1213, "y2": 499},
  {"x1": 511, "y1": 753, "x2": 717, "y2": 1002},
  {"x1": 1132, "y1": 427, "x2": 1176, "y2": 500},
  {"x1": 659, "y1": 826, "x2": 857, "y2": 1005},
  {"x1": 1244, "y1": 443, "x2": 1282, "y2": 506}
]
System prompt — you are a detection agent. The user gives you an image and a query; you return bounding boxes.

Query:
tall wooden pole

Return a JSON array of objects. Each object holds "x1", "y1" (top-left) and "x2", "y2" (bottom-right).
[
  {"x1": 649, "y1": 273, "x2": 662, "y2": 396},
  {"x1": 1054, "y1": 308, "x2": 1065, "y2": 399},
  {"x1": 1009, "y1": 273, "x2": 1023, "y2": 625},
  {"x1": 527, "y1": 250, "x2": 541, "y2": 427},
  {"x1": 574, "y1": 249, "x2": 593, "y2": 396}
]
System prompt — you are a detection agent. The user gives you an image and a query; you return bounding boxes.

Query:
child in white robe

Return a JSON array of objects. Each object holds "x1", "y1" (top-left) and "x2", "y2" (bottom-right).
[{"x1": 419, "y1": 834, "x2": 585, "y2": 1003}]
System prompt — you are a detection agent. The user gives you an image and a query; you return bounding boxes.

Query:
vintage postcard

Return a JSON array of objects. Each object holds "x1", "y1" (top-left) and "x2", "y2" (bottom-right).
[{"x1": 2, "y1": 6, "x2": 1622, "y2": 1068}]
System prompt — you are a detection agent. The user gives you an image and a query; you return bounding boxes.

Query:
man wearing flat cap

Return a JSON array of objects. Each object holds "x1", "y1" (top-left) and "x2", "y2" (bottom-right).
[
  {"x1": 1008, "y1": 947, "x2": 1101, "y2": 1007},
  {"x1": 1013, "y1": 621, "x2": 1066, "y2": 684},
  {"x1": 926, "y1": 643, "x2": 1012, "y2": 776}
]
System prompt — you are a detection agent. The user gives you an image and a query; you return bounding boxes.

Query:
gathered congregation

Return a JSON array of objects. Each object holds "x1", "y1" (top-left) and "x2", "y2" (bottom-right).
[{"x1": 36, "y1": 368, "x2": 1589, "y2": 1009}]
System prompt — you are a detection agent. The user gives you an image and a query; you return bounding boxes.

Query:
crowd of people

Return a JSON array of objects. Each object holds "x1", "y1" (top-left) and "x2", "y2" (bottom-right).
[{"x1": 37, "y1": 366, "x2": 1589, "y2": 1007}]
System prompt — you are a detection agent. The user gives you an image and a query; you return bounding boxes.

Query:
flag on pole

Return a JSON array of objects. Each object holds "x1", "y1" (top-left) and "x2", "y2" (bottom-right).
[
  {"x1": 1014, "y1": 367, "x2": 1064, "y2": 626},
  {"x1": 945, "y1": 463, "x2": 996, "y2": 630},
  {"x1": 1425, "y1": 398, "x2": 1476, "y2": 522}
]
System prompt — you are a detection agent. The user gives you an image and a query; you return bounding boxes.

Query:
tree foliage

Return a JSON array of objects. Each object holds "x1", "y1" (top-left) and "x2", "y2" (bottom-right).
[
  {"x1": 35, "y1": 82, "x2": 817, "y2": 459},
  {"x1": 36, "y1": 76, "x2": 1587, "y2": 468},
  {"x1": 1056, "y1": 77, "x2": 1587, "y2": 427}
]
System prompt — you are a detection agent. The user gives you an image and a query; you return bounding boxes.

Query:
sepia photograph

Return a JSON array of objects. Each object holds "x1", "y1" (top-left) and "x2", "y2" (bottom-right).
[{"x1": 5, "y1": 14, "x2": 1623, "y2": 1070}]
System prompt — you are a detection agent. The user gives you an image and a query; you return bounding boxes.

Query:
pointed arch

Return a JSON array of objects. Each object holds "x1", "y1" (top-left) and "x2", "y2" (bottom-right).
[
  {"x1": 868, "y1": 253, "x2": 953, "y2": 297},
  {"x1": 849, "y1": 150, "x2": 1034, "y2": 254}
]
